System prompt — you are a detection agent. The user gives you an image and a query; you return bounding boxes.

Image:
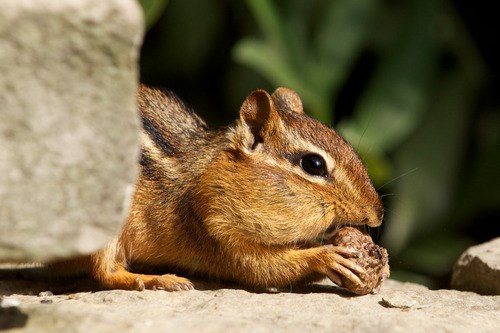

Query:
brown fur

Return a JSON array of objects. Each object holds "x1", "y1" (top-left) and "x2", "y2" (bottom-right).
[{"x1": 65, "y1": 86, "x2": 384, "y2": 291}]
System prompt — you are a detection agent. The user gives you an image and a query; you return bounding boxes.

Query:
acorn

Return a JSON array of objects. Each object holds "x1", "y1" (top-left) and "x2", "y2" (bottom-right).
[{"x1": 330, "y1": 227, "x2": 390, "y2": 295}]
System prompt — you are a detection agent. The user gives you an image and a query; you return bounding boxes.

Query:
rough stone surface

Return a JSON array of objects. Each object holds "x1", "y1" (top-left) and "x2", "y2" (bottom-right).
[
  {"x1": 0, "y1": 0, "x2": 144, "y2": 261},
  {"x1": 451, "y1": 237, "x2": 500, "y2": 295},
  {"x1": 0, "y1": 269, "x2": 499, "y2": 333}
]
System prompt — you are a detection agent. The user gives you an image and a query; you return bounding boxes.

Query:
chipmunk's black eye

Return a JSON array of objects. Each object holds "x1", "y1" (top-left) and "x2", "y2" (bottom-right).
[{"x1": 300, "y1": 154, "x2": 327, "y2": 177}]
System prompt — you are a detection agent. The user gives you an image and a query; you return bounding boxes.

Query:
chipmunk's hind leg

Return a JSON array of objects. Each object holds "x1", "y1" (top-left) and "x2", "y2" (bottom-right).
[
  {"x1": 90, "y1": 240, "x2": 193, "y2": 291},
  {"x1": 94, "y1": 265, "x2": 194, "y2": 291}
]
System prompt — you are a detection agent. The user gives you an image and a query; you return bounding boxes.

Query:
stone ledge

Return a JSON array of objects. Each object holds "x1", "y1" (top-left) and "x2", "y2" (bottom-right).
[{"x1": 0, "y1": 273, "x2": 499, "y2": 333}]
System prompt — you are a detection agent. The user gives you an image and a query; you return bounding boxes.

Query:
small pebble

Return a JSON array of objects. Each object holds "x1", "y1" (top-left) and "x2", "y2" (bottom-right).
[
  {"x1": 380, "y1": 297, "x2": 431, "y2": 310},
  {"x1": 38, "y1": 291, "x2": 54, "y2": 297}
]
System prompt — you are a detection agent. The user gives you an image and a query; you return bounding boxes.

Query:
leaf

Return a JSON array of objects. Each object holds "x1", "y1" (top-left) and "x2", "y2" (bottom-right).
[
  {"x1": 338, "y1": 0, "x2": 439, "y2": 154},
  {"x1": 245, "y1": 0, "x2": 288, "y2": 55},
  {"x1": 382, "y1": 70, "x2": 478, "y2": 254},
  {"x1": 139, "y1": 0, "x2": 169, "y2": 29},
  {"x1": 311, "y1": 0, "x2": 378, "y2": 92},
  {"x1": 233, "y1": 38, "x2": 328, "y2": 122},
  {"x1": 233, "y1": 39, "x2": 301, "y2": 92},
  {"x1": 235, "y1": 0, "x2": 378, "y2": 124}
]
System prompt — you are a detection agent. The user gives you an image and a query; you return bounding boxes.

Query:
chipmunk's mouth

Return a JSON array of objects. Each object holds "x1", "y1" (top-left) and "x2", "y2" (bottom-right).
[
  {"x1": 311, "y1": 222, "x2": 367, "y2": 246},
  {"x1": 313, "y1": 224, "x2": 339, "y2": 244}
]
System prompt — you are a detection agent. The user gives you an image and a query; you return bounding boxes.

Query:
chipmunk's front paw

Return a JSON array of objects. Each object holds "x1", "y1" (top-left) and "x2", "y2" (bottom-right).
[
  {"x1": 134, "y1": 274, "x2": 194, "y2": 292},
  {"x1": 319, "y1": 245, "x2": 367, "y2": 290}
]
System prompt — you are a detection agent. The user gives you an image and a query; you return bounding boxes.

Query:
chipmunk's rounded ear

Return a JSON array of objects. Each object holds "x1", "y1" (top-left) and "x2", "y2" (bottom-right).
[
  {"x1": 239, "y1": 90, "x2": 277, "y2": 150},
  {"x1": 271, "y1": 87, "x2": 303, "y2": 114}
]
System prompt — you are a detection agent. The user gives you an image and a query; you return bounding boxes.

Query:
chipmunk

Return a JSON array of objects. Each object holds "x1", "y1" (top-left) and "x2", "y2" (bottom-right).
[{"x1": 65, "y1": 85, "x2": 384, "y2": 291}]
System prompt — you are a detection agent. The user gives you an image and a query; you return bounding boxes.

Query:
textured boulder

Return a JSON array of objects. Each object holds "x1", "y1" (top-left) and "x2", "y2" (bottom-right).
[
  {"x1": 451, "y1": 237, "x2": 500, "y2": 295},
  {"x1": 0, "y1": 0, "x2": 144, "y2": 261}
]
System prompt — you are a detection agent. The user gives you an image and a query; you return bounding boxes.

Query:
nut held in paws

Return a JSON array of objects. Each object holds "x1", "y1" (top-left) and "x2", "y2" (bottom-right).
[{"x1": 330, "y1": 227, "x2": 390, "y2": 295}]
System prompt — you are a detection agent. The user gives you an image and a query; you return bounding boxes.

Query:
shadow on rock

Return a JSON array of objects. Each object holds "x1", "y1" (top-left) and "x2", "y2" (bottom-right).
[{"x1": 0, "y1": 306, "x2": 29, "y2": 330}]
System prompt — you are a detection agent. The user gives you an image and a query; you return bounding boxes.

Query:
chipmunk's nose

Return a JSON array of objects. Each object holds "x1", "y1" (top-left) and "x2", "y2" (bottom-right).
[{"x1": 364, "y1": 203, "x2": 384, "y2": 227}]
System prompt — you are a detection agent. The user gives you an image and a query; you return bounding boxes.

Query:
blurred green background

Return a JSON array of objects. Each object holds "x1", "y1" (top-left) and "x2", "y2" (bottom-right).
[{"x1": 138, "y1": 0, "x2": 500, "y2": 288}]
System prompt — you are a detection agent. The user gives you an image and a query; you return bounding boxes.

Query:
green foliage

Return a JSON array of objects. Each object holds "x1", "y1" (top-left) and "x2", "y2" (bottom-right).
[
  {"x1": 338, "y1": 1, "x2": 439, "y2": 182},
  {"x1": 234, "y1": 0, "x2": 377, "y2": 125},
  {"x1": 139, "y1": 0, "x2": 169, "y2": 29}
]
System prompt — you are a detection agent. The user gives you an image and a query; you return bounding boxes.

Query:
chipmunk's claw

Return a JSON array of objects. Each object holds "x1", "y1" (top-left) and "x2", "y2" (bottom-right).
[
  {"x1": 133, "y1": 274, "x2": 194, "y2": 292},
  {"x1": 134, "y1": 277, "x2": 146, "y2": 291}
]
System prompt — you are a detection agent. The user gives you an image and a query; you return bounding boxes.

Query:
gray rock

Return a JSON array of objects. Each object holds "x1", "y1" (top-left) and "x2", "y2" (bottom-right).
[
  {"x1": 1, "y1": 278, "x2": 499, "y2": 333},
  {"x1": 451, "y1": 237, "x2": 500, "y2": 295},
  {"x1": 0, "y1": 0, "x2": 144, "y2": 261}
]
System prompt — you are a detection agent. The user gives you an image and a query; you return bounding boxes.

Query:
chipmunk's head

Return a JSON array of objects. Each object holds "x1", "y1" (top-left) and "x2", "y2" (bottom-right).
[{"x1": 198, "y1": 88, "x2": 383, "y2": 247}]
